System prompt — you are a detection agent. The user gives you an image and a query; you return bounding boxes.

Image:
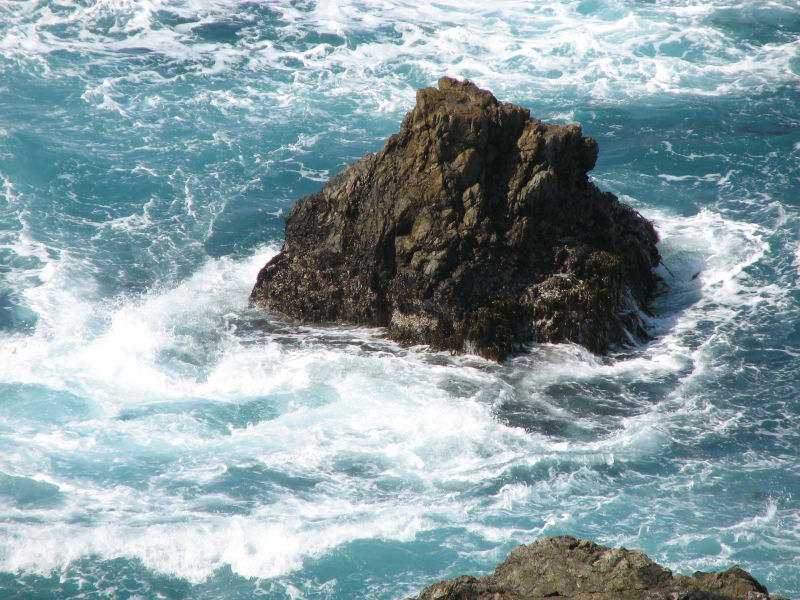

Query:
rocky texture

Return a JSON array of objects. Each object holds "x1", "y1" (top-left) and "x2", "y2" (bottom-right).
[
  {"x1": 414, "y1": 536, "x2": 784, "y2": 600},
  {"x1": 251, "y1": 78, "x2": 661, "y2": 360}
]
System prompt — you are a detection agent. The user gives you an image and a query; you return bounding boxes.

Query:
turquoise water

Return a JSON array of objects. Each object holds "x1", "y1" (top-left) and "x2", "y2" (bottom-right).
[{"x1": 0, "y1": 1, "x2": 799, "y2": 598}]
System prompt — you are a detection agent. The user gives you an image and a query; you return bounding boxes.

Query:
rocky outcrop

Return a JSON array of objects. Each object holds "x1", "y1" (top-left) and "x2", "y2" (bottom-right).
[
  {"x1": 414, "y1": 536, "x2": 785, "y2": 600},
  {"x1": 251, "y1": 78, "x2": 660, "y2": 360}
]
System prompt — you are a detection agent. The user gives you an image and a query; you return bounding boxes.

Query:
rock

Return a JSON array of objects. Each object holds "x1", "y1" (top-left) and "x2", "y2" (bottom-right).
[
  {"x1": 251, "y1": 78, "x2": 661, "y2": 360},
  {"x1": 413, "y1": 536, "x2": 784, "y2": 600}
]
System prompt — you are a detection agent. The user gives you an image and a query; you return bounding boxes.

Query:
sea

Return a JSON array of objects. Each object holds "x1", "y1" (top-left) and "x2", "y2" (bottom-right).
[{"x1": 0, "y1": 1, "x2": 798, "y2": 598}]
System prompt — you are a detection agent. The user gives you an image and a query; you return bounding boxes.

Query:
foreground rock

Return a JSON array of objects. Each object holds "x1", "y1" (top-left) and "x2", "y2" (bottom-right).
[
  {"x1": 415, "y1": 536, "x2": 783, "y2": 600},
  {"x1": 251, "y1": 78, "x2": 660, "y2": 360}
]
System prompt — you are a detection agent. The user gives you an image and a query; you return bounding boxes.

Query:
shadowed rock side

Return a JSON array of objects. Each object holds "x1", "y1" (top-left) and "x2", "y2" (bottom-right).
[
  {"x1": 251, "y1": 78, "x2": 661, "y2": 360},
  {"x1": 414, "y1": 536, "x2": 785, "y2": 600}
]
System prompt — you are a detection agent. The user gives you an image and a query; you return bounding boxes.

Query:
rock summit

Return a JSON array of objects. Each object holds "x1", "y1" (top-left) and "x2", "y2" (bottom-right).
[
  {"x1": 251, "y1": 78, "x2": 660, "y2": 359},
  {"x1": 414, "y1": 536, "x2": 783, "y2": 600}
]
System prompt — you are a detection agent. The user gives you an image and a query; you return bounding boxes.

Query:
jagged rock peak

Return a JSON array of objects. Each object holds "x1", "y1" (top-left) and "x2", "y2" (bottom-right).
[
  {"x1": 251, "y1": 77, "x2": 661, "y2": 360},
  {"x1": 414, "y1": 536, "x2": 784, "y2": 600}
]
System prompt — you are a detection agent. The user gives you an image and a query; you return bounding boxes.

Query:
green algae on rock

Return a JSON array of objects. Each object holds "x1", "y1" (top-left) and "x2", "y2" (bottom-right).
[
  {"x1": 251, "y1": 78, "x2": 661, "y2": 359},
  {"x1": 414, "y1": 536, "x2": 785, "y2": 600}
]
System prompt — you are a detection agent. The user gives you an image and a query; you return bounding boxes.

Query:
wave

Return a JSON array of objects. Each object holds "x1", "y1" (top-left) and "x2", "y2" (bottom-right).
[
  {"x1": 0, "y1": 204, "x2": 797, "y2": 587},
  {"x1": 1, "y1": 0, "x2": 798, "y2": 113}
]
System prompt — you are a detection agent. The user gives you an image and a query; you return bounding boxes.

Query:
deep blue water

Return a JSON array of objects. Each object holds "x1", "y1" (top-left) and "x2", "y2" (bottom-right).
[{"x1": 0, "y1": 1, "x2": 799, "y2": 598}]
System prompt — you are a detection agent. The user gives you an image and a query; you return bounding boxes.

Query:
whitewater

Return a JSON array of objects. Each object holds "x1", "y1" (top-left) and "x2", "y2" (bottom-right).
[{"x1": 0, "y1": 0, "x2": 798, "y2": 598}]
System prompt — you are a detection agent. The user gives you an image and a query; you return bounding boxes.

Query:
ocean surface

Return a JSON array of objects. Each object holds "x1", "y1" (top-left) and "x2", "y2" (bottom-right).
[{"x1": 0, "y1": 1, "x2": 799, "y2": 598}]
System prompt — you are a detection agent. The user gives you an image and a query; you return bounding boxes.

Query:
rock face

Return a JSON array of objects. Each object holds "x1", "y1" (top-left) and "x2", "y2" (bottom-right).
[
  {"x1": 251, "y1": 78, "x2": 660, "y2": 360},
  {"x1": 414, "y1": 536, "x2": 782, "y2": 600}
]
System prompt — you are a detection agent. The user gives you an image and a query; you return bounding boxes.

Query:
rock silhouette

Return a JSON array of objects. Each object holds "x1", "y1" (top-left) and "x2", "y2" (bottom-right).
[
  {"x1": 414, "y1": 536, "x2": 783, "y2": 600},
  {"x1": 251, "y1": 78, "x2": 660, "y2": 360}
]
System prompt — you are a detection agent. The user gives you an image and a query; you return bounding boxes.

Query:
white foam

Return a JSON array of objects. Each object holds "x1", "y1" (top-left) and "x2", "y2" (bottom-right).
[
  {"x1": 0, "y1": 505, "x2": 426, "y2": 582},
  {"x1": 658, "y1": 173, "x2": 722, "y2": 183},
  {"x1": 0, "y1": 244, "x2": 279, "y2": 397}
]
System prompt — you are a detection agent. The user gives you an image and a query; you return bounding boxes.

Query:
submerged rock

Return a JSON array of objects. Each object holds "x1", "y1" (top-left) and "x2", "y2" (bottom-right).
[
  {"x1": 414, "y1": 536, "x2": 783, "y2": 600},
  {"x1": 251, "y1": 78, "x2": 660, "y2": 360}
]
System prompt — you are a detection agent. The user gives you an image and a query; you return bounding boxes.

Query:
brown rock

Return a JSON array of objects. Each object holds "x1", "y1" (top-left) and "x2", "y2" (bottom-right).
[
  {"x1": 414, "y1": 536, "x2": 783, "y2": 600},
  {"x1": 251, "y1": 78, "x2": 661, "y2": 360}
]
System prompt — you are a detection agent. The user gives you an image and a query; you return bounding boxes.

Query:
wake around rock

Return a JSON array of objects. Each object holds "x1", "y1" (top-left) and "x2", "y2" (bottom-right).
[{"x1": 251, "y1": 78, "x2": 660, "y2": 360}]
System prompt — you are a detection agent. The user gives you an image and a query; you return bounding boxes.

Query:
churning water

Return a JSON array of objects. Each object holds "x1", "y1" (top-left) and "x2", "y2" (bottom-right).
[{"x1": 0, "y1": 1, "x2": 799, "y2": 598}]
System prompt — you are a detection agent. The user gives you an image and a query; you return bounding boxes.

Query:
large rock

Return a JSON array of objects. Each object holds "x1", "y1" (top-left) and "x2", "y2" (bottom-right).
[
  {"x1": 414, "y1": 536, "x2": 783, "y2": 600},
  {"x1": 251, "y1": 78, "x2": 660, "y2": 360}
]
